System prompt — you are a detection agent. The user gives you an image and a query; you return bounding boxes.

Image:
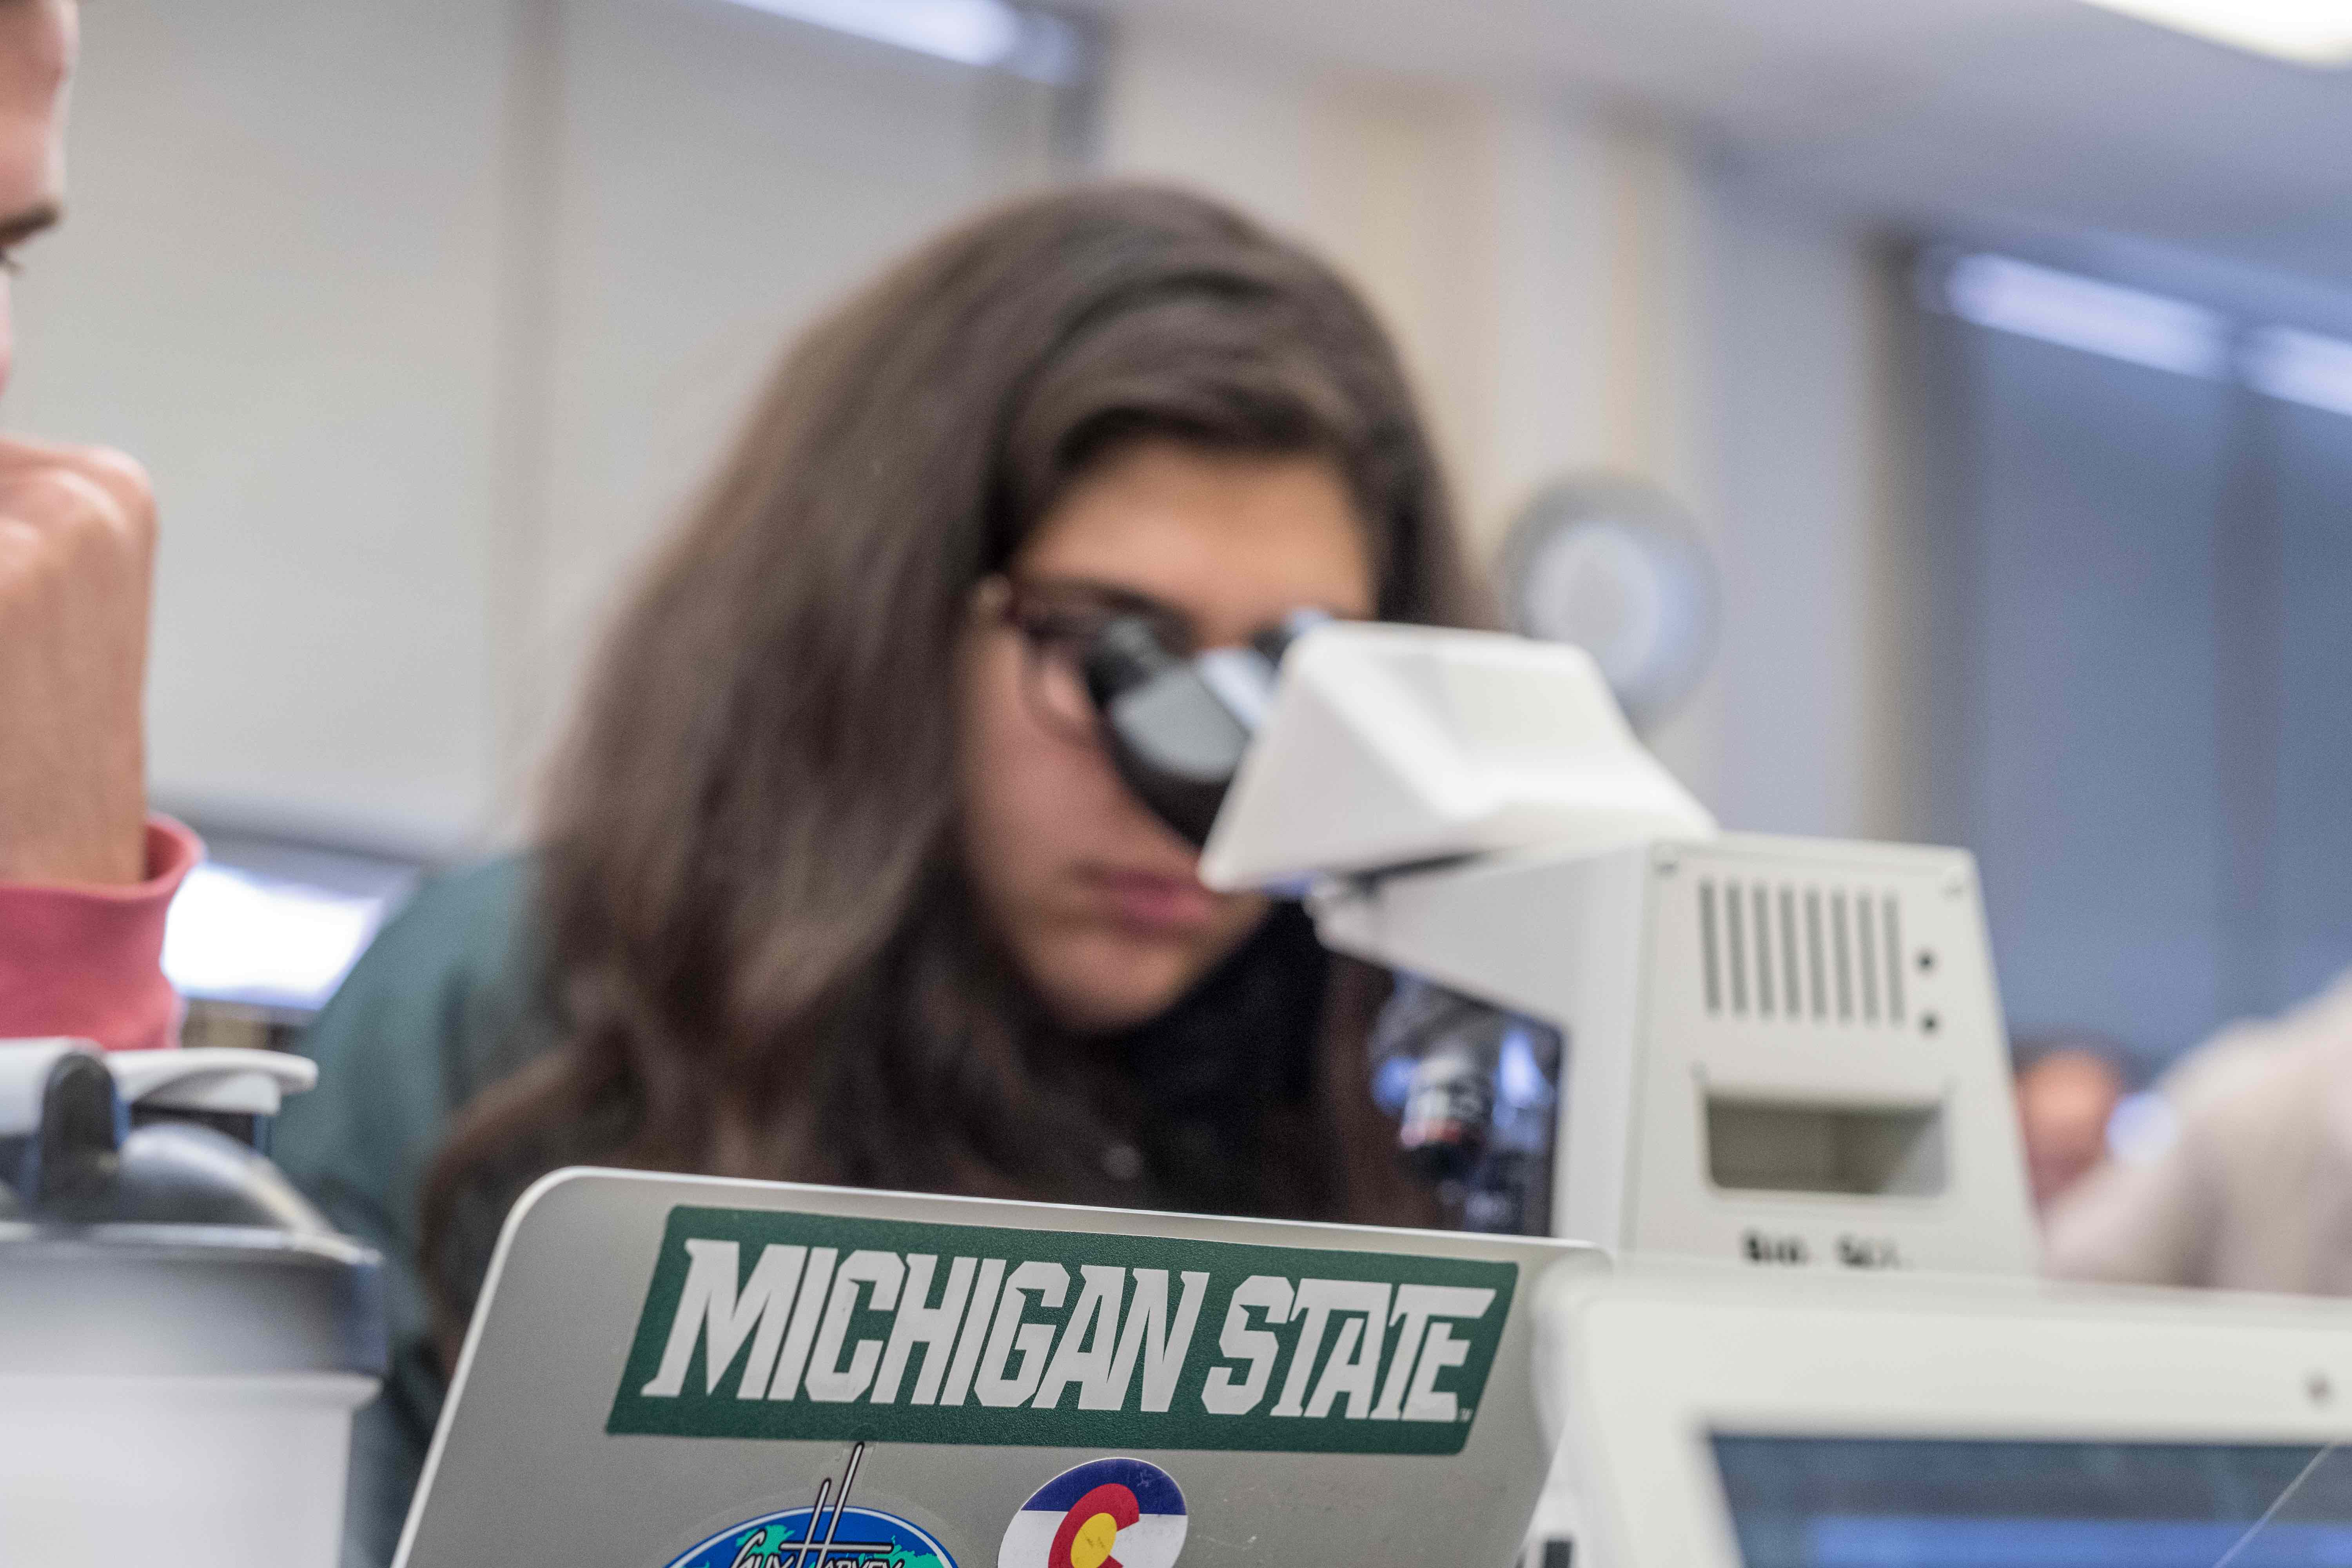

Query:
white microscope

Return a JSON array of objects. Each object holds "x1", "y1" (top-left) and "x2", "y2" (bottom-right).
[{"x1": 1106, "y1": 618, "x2": 2036, "y2": 1276}]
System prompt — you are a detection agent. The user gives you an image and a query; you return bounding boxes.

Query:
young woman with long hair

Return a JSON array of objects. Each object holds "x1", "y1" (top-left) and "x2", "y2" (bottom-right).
[{"x1": 275, "y1": 181, "x2": 1483, "y2": 1562}]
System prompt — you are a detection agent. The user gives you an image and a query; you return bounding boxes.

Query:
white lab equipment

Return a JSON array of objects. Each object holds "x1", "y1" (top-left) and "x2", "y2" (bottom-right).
[
  {"x1": 0, "y1": 1038, "x2": 384, "y2": 1568},
  {"x1": 1202, "y1": 621, "x2": 2037, "y2": 1275},
  {"x1": 1535, "y1": 1263, "x2": 2352, "y2": 1568}
]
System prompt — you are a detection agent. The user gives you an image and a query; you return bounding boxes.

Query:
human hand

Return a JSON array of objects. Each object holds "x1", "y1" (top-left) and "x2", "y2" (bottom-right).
[{"x1": 0, "y1": 434, "x2": 156, "y2": 885}]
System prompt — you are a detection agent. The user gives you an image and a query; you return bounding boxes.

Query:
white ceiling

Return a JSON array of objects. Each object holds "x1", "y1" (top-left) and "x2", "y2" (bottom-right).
[{"x1": 1081, "y1": 0, "x2": 2352, "y2": 316}]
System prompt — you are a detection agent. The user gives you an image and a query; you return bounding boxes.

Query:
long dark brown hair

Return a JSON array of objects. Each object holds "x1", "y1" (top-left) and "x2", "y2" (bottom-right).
[{"x1": 419, "y1": 183, "x2": 1482, "y2": 1349}]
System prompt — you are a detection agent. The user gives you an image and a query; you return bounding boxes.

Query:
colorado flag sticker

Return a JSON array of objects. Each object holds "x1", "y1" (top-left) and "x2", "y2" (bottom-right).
[{"x1": 999, "y1": 1457, "x2": 1187, "y2": 1568}]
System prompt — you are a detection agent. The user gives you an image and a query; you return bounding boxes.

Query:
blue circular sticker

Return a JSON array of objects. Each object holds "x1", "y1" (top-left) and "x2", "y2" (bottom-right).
[{"x1": 664, "y1": 1504, "x2": 958, "y2": 1568}]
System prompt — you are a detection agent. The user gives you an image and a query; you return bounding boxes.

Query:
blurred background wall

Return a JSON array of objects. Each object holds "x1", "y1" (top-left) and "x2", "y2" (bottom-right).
[
  {"x1": 10, "y1": 0, "x2": 1067, "y2": 855},
  {"x1": 7, "y1": 0, "x2": 2348, "y2": 1076}
]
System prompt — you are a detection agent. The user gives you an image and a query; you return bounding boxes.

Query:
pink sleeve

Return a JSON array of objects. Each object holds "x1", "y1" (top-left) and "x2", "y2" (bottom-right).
[{"x1": 0, "y1": 817, "x2": 201, "y2": 1053}]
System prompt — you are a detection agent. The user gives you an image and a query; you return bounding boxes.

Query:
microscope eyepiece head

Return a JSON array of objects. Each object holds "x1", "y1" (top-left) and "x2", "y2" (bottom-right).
[{"x1": 1080, "y1": 612, "x2": 1280, "y2": 846}]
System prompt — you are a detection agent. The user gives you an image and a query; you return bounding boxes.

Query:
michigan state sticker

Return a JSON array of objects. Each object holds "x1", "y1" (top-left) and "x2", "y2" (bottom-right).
[
  {"x1": 663, "y1": 1504, "x2": 955, "y2": 1568},
  {"x1": 609, "y1": 1205, "x2": 1515, "y2": 1457},
  {"x1": 999, "y1": 1459, "x2": 1185, "y2": 1568}
]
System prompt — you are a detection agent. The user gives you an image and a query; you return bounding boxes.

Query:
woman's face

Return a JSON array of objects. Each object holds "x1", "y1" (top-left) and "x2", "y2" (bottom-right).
[{"x1": 958, "y1": 439, "x2": 1376, "y2": 1034}]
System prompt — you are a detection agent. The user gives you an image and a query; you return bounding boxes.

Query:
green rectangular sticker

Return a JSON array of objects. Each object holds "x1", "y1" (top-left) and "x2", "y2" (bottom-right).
[{"x1": 607, "y1": 1205, "x2": 1517, "y2": 1455}]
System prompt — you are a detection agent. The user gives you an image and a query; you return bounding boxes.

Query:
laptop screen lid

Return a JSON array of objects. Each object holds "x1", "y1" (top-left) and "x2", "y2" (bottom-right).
[
  {"x1": 395, "y1": 1168, "x2": 1600, "y2": 1568},
  {"x1": 1539, "y1": 1267, "x2": 2352, "y2": 1568}
]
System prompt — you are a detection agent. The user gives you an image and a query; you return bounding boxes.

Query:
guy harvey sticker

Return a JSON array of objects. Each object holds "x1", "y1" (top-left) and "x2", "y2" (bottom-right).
[{"x1": 606, "y1": 1206, "x2": 1517, "y2": 1456}]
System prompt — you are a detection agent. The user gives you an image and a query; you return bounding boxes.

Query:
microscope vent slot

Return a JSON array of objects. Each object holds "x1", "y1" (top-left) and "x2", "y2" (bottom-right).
[
  {"x1": 1804, "y1": 891, "x2": 1829, "y2": 1019},
  {"x1": 1779, "y1": 889, "x2": 1802, "y2": 1019},
  {"x1": 1703, "y1": 877, "x2": 1914, "y2": 1029},
  {"x1": 1831, "y1": 891, "x2": 1855, "y2": 1021},
  {"x1": 1857, "y1": 891, "x2": 1881, "y2": 1022},
  {"x1": 1883, "y1": 893, "x2": 1907, "y2": 1023},
  {"x1": 1725, "y1": 881, "x2": 1750, "y2": 1014},
  {"x1": 1700, "y1": 880, "x2": 1723, "y2": 1015}
]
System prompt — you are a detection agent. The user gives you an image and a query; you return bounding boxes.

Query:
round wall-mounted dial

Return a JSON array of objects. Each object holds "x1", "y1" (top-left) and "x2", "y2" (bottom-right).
[{"x1": 1494, "y1": 474, "x2": 1718, "y2": 731}]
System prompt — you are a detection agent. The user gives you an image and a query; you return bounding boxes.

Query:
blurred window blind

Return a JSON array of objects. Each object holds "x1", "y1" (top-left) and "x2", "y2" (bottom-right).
[{"x1": 1918, "y1": 263, "x2": 2352, "y2": 1072}]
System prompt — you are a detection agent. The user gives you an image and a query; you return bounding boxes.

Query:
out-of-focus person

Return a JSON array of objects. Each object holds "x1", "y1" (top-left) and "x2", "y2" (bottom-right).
[
  {"x1": 2044, "y1": 971, "x2": 2352, "y2": 1293},
  {"x1": 274, "y1": 182, "x2": 1483, "y2": 1563},
  {"x1": 0, "y1": 0, "x2": 194, "y2": 1054},
  {"x1": 2011, "y1": 1033, "x2": 2129, "y2": 1214}
]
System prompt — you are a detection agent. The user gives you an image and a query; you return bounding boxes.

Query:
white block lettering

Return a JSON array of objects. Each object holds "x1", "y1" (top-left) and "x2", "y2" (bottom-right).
[
  {"x1": 975, "y1": 1261, "x2": 1067, "y2": 1407},
  {"x1": 1201, "y1": 1274, "x2": 1292, "y2": 1416},
  {"x1": 1370, "y1": 1283, "x2": 1492, "y2": 1421},
  {"x1": 871, "y1": 1254, "x2": 977, "y2": 1406},
  {"x1": 936, "y1": 1257, "x2": 1006, "y2": 1407},
  {"x1": 803, "y1": 1249, "x2": 906, "y2": 1403},
  {"x1": 639, "y1": 1239, "x2": 808, "y2": 1399},
  {"x1": 1272, "y1": 1279, "x2": 1387, "y2": 1417},
  {"x1": 1109, "y1": 1269, "x2": 1208, "y2": 1414},
  {"x1": 1305, "y1": 1283, "x2": 1392, "y2": 1419},
  {"x1": 1032, "y1": 1265, "x2": 1126, "y2": 1410}
]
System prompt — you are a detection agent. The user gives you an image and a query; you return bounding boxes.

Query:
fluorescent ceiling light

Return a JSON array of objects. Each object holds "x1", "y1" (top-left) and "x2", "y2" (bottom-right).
[
  {"x1": 1943, "y1": 254, "x2": 2228, "y2": 377},
  {"x1": 2243, "y1": 325, "x2": 2352, "y2": 417},
  {"x1": 2076, "y1": 0, "x2": 2352, "y2": 67},
  {"x1": 720, "y1": 0, "x2": 1083, "y2": 83}
]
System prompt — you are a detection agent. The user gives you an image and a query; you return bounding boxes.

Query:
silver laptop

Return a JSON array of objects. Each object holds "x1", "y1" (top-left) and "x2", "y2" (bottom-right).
[
  {"x1": 395, "y1": 1168, "x2": 1599, "y2": 1568},
  {"x1": 1539, "y1": 1264, "x2": 2352, "y2": 1568}
]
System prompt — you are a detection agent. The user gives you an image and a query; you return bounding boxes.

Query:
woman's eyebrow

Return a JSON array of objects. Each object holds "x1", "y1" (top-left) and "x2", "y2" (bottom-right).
[
  {"x1": 1010, "y1": 574, "x2": 1363, "y2": 629},
  {"x1": 1008, "y1": 574, "x2": 1181, "y2": 616}
]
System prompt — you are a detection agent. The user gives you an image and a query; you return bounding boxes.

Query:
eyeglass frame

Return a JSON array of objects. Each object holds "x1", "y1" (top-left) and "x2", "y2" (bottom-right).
[{"x1": 975, "y1": 573, "x2": 1330, "y2": 745}]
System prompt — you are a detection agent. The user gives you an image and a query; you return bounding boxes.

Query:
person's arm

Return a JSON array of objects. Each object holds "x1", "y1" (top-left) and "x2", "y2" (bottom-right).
[
  {"x1": 0, "y1": 816, "x2": 199, "y2": 1049},
  {"x1": 0, "y1": 436, "x2": 177, "y2": 1048},
  {"x1": 2039, "y1": 1127, "x2": 2212, "y2": 1286}
]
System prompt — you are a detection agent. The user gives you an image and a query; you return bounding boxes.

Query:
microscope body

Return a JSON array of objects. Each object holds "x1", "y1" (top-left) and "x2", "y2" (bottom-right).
[
  {"x1": 1314, "y1": 831, "x2": 2036, "y2": 1274},
  {"x1": 1201, "y1": 621, "x2": 2036, "y2": 1275}
]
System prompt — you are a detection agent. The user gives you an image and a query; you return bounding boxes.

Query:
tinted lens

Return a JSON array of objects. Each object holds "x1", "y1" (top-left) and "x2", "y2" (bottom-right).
[
  {"x1": 1018, "y1": 632, "x2": 1098, "y2": 740},
  {"x1": 1001, "y1": 581, "x2": 1194, "y2": 744}
]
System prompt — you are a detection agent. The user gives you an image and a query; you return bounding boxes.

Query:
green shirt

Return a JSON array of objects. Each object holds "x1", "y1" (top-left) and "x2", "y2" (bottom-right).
[
  {"x1": 274, "y1": 856, "x2": 558, "y2": 1568},
  {"x1": 274, "y1": 860, "x2": 1350, "y2": 1565}
]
